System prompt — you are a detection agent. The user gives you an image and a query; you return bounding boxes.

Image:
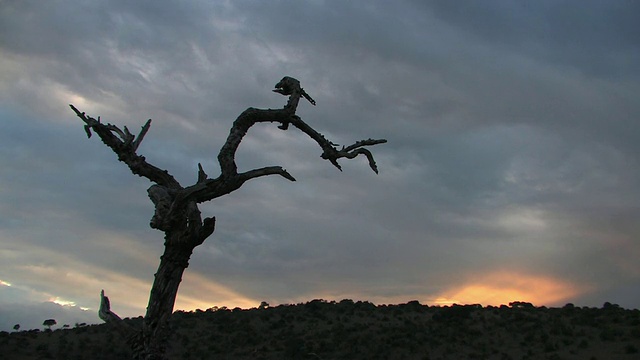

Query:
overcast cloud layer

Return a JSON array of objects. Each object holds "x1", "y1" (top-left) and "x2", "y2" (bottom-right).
[{"x1": 1, "y1": 0, "x2": 639, "y2": 331}]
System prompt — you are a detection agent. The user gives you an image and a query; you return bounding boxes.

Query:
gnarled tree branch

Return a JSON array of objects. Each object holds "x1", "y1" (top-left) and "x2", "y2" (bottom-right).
[
  {"x1": 70, "y1": 105, "x2": 181, "y2": 189},
  {"x1": 189, "y1": 76, "x2": 386, "y2": 203}
]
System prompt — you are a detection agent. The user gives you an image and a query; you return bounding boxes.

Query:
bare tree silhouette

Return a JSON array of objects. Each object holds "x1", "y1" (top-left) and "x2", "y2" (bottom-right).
[{"x1": 70, "y1": 76, "x2": 386, "y2": 359}]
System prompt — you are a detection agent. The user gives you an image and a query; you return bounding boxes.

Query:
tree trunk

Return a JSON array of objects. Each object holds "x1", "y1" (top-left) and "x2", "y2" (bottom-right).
[{"x1": 142, "y1": 239, "x2": 195, "y2": 359}]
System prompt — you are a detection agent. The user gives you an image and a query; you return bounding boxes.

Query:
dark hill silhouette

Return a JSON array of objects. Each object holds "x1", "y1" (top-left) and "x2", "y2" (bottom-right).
[{"x1": 2, "y1": 300, "x2": 639, "y2": 359}]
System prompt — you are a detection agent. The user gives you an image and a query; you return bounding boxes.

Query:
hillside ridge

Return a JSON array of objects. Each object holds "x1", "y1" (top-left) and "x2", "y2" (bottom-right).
[{"x1": 2, "y1": 300, "x2": 639, "y2": 359}]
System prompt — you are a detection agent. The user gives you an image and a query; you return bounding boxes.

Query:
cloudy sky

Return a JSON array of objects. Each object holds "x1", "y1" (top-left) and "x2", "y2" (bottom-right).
[{"x1": 1, "y1": 0, "x2": 639, "y2": 331}]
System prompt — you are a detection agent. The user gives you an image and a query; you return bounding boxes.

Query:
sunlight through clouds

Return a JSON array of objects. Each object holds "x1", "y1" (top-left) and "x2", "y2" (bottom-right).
[
  {"x1": 435, "y1": 271, "x2": 588, "y2": 307},
  {"x1": 176, "y1": 272, "x2": 260, "y2": 311},
  {"x1": 49, "y1": 297, "x2": 76, "y2": 307}
]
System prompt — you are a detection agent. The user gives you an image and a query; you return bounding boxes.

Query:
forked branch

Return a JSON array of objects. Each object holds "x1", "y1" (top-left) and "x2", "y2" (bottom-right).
[
  {"x1": 286, "y1": 115, "x2": 387, "y2": 173},
  {"x1": 69, "y1": 104, "x2": 180, "y2": 189}
]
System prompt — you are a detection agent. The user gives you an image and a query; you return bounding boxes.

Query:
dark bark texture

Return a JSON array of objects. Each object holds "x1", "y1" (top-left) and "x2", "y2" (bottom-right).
[{"x1": 72, "y1": 76, "x2": 386, "y2": 359}]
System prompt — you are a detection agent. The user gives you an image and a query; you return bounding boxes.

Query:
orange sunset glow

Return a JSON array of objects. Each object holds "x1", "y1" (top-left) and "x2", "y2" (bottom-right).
[
  {"x1": 174, "y1": 272, "x2": 260, "y2": 311},
  {"x1": 433, "y1": 271, "x2": 587, "y2": 307}
]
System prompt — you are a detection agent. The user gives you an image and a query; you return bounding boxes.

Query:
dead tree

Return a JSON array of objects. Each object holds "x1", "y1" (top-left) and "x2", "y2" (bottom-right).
[{"x1": 70, "y1": 76, "x2": 386, "y2": 359}]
